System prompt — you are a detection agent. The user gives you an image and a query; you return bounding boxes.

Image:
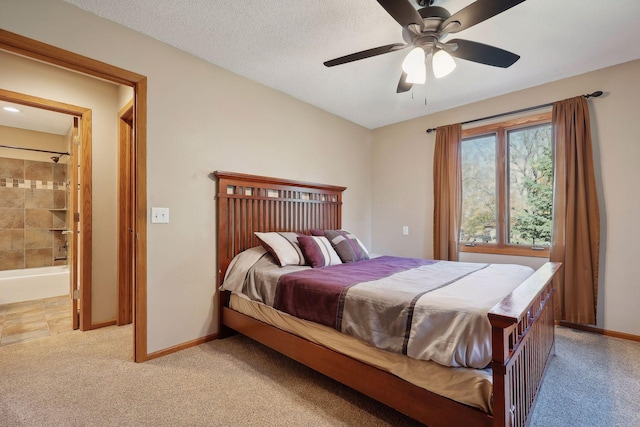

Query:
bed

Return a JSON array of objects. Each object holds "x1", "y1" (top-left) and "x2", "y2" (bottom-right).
[{"x1": 214, "y1": 171, "x2": 560, "y2": 427}]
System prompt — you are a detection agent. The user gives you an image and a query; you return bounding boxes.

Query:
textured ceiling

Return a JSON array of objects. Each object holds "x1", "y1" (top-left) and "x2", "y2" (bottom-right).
[{"x1": 62, "y1": 0, "x2": 640, "y2": 129}]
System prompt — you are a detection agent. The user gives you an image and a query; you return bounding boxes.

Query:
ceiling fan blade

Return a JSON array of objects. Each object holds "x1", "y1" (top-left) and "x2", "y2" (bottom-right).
[
  {"x1": 324, "y1": 43, "x2": 406, "y2": 67},
  {"x1": 377, "y1": 0, "x2": 425, "y2": 30},
  {"x1": 442, "y1": 0, "x2": 527, "y2": 34},
  {"x1": 397, "y1": 72, "x2": 413, "y2": 93},
  {"x1": 447, "y1": 39, "x2": 520, "y2": 68}
]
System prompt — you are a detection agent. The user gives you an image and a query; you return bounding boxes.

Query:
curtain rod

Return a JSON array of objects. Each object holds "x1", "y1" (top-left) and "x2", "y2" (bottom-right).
[
  {"x1": 425, "y1": 90, "x2": 603, "y2": 133},
  {"x1": 0, "y1": 144, "x2": 70, "y2": 156}
]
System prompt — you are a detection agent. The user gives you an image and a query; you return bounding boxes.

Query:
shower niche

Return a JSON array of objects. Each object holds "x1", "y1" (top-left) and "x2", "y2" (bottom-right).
[{"x1": 50, "y1": 207, "x2": 68, "y2": 264}]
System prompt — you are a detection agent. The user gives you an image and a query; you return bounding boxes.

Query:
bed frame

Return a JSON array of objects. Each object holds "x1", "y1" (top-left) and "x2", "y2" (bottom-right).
[{"x1": 214, "y1": 171, "x2": 561, "y2": 427}]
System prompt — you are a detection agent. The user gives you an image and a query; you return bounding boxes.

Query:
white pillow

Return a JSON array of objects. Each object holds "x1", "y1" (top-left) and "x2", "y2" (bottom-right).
[{"x1": 254, "y1": 232, "x2": 306, "y2": 267}]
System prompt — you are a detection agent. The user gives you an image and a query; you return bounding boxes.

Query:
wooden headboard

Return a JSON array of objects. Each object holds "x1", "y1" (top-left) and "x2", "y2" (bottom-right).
[{"x1": 214, "y1": 171, "x2": 346, "y2": 285}]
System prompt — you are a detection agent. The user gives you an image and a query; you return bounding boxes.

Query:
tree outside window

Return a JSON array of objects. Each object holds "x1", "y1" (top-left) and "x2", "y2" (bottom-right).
[
  {"x1": 459, "y1": 113, "x2": 553, "y2": 257},
  {"x1": 508, "y1": 124, "x2": 553, "y2": 247}
]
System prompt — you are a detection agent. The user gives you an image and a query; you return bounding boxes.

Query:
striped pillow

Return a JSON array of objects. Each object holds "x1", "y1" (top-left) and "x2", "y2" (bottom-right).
[
  {"x1": 324, "y1": 230, "x2": 369, "y2": 263},
  {"x1": 254, "y1": 232, "x2": 306, "y2": 267},
  {"x1": 297, "y1": 236, "x2": 342, "y2": 268}
]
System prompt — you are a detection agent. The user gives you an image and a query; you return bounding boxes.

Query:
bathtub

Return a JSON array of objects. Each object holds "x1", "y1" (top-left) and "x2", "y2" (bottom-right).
[{"x1": 0, "y1": 266, "x2": 70, "y2": 305}]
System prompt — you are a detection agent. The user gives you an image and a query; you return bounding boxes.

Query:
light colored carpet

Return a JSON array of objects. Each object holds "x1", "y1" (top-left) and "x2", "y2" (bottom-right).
[
  {"x1": 1, "y1": 325, "x2": 638, "y2": 426},
  {"x1": 529, "y1": 327, "x2": 640, "y2": 427}
]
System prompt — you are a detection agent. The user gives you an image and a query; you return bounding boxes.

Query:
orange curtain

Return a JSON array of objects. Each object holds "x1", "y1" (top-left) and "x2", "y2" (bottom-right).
[
  {"x1": 550, "y1": 96, "x2": 600, "y2": 324},
  {"x1": 433, "y1": 123, "x2": 462, "y2": 261}
]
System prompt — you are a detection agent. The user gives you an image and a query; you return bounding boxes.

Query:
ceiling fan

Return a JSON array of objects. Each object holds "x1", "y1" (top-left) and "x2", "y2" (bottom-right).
[{"x1": 324, "y1": 0, "x2": 527, "y2": 93}]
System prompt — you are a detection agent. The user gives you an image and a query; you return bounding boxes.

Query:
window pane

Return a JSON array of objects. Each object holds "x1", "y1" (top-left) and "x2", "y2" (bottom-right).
[
  {"x1": 460, "y1": 135, "x2": 497, "y2": 244},
  {"x1": 508, "y1": 124, "x2": 553, "y2": 246}
]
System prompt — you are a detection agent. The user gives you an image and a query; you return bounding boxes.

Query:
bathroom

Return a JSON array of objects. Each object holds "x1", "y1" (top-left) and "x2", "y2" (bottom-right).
[{"x1": 0, "y1": 109, "x2": 74, "y2": 345}]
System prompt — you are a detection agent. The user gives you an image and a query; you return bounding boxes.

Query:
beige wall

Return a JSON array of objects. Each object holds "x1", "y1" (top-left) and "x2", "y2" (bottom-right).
[
  {"x1": 3, "y1": 0, "x2": 635, "y2": 353},
  {"x1": 0, "y1": 0, "x2": 372, "y2": 353},
  {"x1": 0, "y1": 125, "x2": 68, "y2": 162},
  {"x1": 0, "y1": 49, "x2": 122, "y2": 324},
  {"x1": 372, "y1": 59, "x2": 640, "y2": 336},
  {"x1": 117, "y1": 85, "x2": 134, "y2": 112}
]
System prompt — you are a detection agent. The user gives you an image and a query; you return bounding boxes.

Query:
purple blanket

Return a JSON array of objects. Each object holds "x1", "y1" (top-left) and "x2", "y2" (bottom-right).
[{"x1": 273, "y1": 256, "x2": 437, "y2": 330}]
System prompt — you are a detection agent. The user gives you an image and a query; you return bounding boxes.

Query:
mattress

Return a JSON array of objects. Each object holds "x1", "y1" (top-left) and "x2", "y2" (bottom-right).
[
  {"x1": 228, "y1": 293, "x2": 493, "y2": 413},
  {"x1": 223, "y1": 246, "x2": 534, "y2": 368}
]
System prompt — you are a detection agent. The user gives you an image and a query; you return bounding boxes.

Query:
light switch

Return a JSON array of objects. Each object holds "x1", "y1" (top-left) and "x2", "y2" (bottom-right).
[
  {"x1": 402, "y1": 225, "x2": 409, "y2": 236},
  {"x1": 151, "y1": 207, "x2": 170, "y2": 224}
]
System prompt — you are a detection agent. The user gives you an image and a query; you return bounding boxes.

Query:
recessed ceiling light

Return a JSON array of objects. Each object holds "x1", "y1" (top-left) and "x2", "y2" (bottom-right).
[{"x1": 3, "y1": 106, "x2": 21, "y2": 113}]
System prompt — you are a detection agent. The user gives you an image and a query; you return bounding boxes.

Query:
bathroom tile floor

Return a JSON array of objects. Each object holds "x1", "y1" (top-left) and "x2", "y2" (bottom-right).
[{"x1": 0, "y1": 295, "x2": 73, "y2": 347}]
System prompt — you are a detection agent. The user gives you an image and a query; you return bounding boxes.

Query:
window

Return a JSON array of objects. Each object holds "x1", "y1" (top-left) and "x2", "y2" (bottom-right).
[{"x1": 459, "y1": 113, "x2": 553, "y2": 257}]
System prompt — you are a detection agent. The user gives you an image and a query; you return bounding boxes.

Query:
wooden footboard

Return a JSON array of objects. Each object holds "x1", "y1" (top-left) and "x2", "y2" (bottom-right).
[{"x1": 489, "y1": 262, "x2": 561, "y2": 427}]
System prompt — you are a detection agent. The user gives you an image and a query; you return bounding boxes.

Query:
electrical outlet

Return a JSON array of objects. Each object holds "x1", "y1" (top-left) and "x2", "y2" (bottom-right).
[
  {"x1": 151, "y1": 207, "x2": 170, "y2": 224},
  {"x1": 402, "y1": 225, "x2": 409, "y2": 236}
]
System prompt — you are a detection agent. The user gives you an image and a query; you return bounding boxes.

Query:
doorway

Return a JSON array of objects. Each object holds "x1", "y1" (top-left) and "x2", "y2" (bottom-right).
[
  {"x1": 0, "y1": 29, "x2": 149, "y2": 362},
  {"x1": 0, "y1": 91, "x2": 88, "y2": 330}
]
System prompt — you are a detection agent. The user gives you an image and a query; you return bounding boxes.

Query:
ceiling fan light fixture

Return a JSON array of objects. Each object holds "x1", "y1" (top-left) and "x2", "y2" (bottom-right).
[
  {"x1": 323, "y1": 0, "x2": 526, "y2": 93},
  {"x1": 402, "y1": 47, "x2": 425, "y2": 75},
  {"x1": 406, "y1": 66, "x2": 427, "y2": 84},
  {"x1": 432, "y1": 49, "x2": 456, "y2": 78}
]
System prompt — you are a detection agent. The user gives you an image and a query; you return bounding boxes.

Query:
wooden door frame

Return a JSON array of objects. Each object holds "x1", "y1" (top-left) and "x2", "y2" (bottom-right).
[
  {"x1": 117, "y1": 99, "x2": 134, "y2": 326},
  {"x1": 69, "y1": 117, "x2": 80, "y2": 330},
  {"x1": 0, "y1": 29, "x2": 150, "y2": 362},
  {"x1": 0, "y1": 88, "x2": 92, "y2": 330}
]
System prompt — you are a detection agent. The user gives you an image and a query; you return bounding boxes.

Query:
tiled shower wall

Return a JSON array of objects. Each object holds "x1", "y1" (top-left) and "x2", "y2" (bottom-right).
[{"x1": 0, "y1": 158, "x2": 68, "y2": 271}]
